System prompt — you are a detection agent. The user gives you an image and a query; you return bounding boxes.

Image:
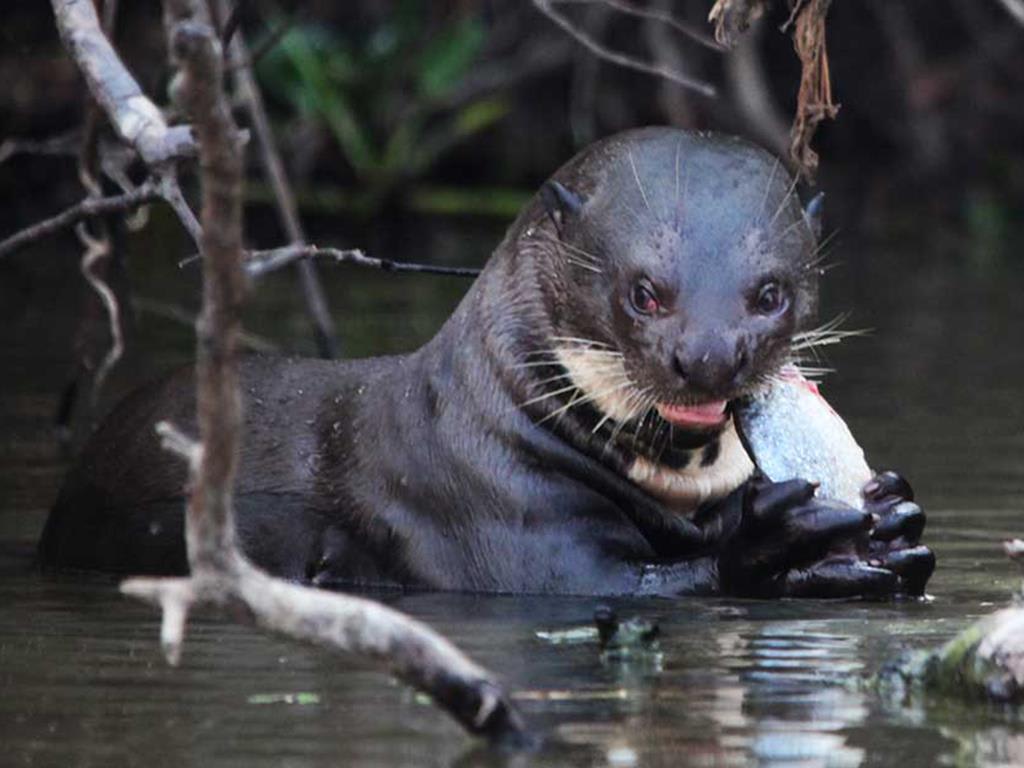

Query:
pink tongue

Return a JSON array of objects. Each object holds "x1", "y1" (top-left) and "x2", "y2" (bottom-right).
[{"x1": 657, "y1": 400, "x2": 729, "y2": 428}]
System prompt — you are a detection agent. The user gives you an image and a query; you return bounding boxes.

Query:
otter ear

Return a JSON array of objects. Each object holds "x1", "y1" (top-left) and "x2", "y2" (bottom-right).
[
  {"x1": 540, "y1": 180, "x2": 583, "y2": 234},
  {"x1": 803, "y1": 192, "x2": 825, "y2": 241}
]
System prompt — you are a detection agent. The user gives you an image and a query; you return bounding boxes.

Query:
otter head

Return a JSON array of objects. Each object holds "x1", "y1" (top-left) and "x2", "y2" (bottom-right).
[{"x1": 521, "y1": 129, "x2": 823, "y2": 474}]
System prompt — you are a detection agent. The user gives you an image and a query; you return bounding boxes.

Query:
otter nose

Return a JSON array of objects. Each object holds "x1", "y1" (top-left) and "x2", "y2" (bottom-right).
[{"x1": 672, "y1": 334, "x2": 749, "y2": 395}]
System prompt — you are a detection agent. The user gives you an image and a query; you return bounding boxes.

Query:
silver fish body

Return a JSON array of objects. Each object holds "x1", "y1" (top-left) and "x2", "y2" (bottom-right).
[{"x1": 734, "y1": 371, "x2": 872, "y2": 509}]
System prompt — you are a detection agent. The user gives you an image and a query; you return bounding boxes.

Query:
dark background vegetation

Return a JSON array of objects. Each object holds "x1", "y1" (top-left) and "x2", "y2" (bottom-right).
[{"x1": 3, "y1": 0, "x2": 1022, "y2": 268}]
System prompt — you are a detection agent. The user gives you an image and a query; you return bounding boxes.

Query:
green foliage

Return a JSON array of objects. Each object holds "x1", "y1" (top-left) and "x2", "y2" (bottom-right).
[{"x1": 257, "y1": 7, "x2": 508, "y2": 211}]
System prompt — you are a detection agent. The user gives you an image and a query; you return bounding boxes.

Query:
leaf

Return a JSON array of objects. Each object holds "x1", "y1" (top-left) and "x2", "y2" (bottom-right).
[{"x1": 416, "y1": 17, "x2": 485, "y2": 99}]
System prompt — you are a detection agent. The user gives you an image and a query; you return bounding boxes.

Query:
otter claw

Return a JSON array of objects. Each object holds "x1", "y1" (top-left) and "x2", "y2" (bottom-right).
[
  {"x1": 871, "y1": 500, "x2": 925, "y2": 544},
  {"x1": 877, "y1": 545, "x2": 935, "y2": 596},
  {"x1": 863, "y1": 470, "x2": 914, "y2": 503}
]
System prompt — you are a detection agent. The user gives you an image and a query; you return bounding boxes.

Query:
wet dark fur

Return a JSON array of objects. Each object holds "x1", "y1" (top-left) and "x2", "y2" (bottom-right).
[{"x1": 38, "y1": 128, "x2": 932, "y2": 597}]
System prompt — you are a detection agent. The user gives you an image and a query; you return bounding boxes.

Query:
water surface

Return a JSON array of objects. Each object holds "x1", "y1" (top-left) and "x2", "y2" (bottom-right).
[{"x1": 2, "y1": 213, "x2": 1022, "y2": 766}]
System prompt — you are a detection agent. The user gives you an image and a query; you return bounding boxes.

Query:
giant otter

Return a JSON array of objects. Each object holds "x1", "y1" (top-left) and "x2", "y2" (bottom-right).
[{"x1": 38, "y1": 128, "x2": 935, "y2": 597}]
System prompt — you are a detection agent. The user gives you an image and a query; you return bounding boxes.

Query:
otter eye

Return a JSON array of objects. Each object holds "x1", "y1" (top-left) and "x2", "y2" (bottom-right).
[
  {"x1": 630, "y1": 280, "x2": 660, "y2": 315},
  {"x1": 754, "y1": 281, "x2": 788, "y2": 316}
]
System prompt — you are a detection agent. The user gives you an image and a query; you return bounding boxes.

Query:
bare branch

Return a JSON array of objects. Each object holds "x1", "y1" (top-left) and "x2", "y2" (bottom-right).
[
  {"x1": 155, "y1": 170, "x2": 203, "y2": 246},
  {"x1": 995, "y1": 0, "x2": 1024, "y2": 26},
  {"x1": 122, "y1": 556, "x2": 527, "y2": 741},
  {"x1": 594, "y1": 0, "x2": 725, "y2": 52},
  {"x1": 51, "y1": 0, "x2": 196, "y2": 166},
  {"x1": 76, "y1": 222, "x2": 124, "y2": 404},
  {"x1": 118, "y1": 4, "x2": 526, "y2": 744},
  {"x1": 225, "y1": 15, "x2": 295, "y2": 73},
  {"x1": 214, "y1": 0, "x2": 337, "y2": 357},
  {"x1": 708, "y1": 0, "x2": 769, "y2": 47},
  {"x1": 154, "y1": 420, "x2": 202, "y2": 470},
  {"x1": 178, "y1": 245, "x2": 482, "y2": 277},
  {"x1": 0, "y1": 181, "x2": 161, "y2": 258},
  {"x1": 120, "y1": 577, "x2": 195, "y2": 665},
  {"x1": 242, "y1": 245, "x2": 483, "y2": 279},
  {"x1": 533, "y1": 0, "x2": 717, "y2": 97},
  {"x1": 133, "y1": 296, "x2": 281, "y2": 353}
]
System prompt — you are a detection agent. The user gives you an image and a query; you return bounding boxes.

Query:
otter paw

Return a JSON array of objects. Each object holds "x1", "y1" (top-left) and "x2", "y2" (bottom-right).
[
  {"x1": 718, "y1": 478, "x2": 873, "y2": 597},
  {"x1": 870, "y1": 544, "x2": 935, "y2": 597}
]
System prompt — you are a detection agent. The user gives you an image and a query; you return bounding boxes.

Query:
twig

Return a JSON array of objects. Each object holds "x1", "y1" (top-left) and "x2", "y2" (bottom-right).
[
  {"x1": 177, "y1": 246, "x2": 482, "y2": 278},
  {"x1": 214, "y1": 0, "x2": 338, "y2": 358},
  {"x1": 132, "y1": 296, "x2": 280, "y2": 353},
  {"x1": 242, "y1": 245, "x2": 482, "y2": 278},
  {"x1": 52, "y1": 0, "x2": 195, "y2": 166},
  {"x1": 708, "y1": 0, "x2": 768, "y2": 48},
  {"x1": 0, "y1": 181, "x2": 161, "y2": 258},
  {"x1": 219, "y1": 0, "x2": 247, "y2": 46},
  {"x1": 533, "y1": 0, "x2": 717, "y2": 97},
  {"x1": 591, "y1": 0, "x2": 725, "y2": 52},
  {"x1": 76, "y1": 222, "x2": 124, "y2": 407},
  {"x1": 225, "y1": 15, "x2": 294, "y2": 72},
  {"x1": 155, "y1": 170, "x2": 203, "y2": 246},
  {"x1": 995, "y1": 0, "x2": 1024, "y2": 26},
  {"x1": 0, "y1": 131, "x2": 83, "y2": 164}
]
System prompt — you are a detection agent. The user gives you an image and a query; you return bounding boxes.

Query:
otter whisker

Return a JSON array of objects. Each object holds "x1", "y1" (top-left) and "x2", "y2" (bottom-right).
[
  {"x1": 529, "y1": 370, "x2": 581, "y2": 389},
  {"x1": 592, "y1": 410, "x2": 616, "y2": 435},
  {"x1": 519, "y1": 345, "x2": 623, "y2": 362},
  {"x1": 549, "y1": 336, "x2": 616, "y2": 349},
  {"x1": 568, "y1": 258, "x2": 602, "y2": 274},
  {"x1": 537, "y1": 377, "x2": 634, "y2": 425},
  {"x1": 533, "y1": 233, "x2": 602, "y2": 266},
  {"x1": 789, "y1": 362, "x2": 834, "y2": 379},
  {"x1": 768, "y1": 170, "x2": 801, "y2": 227},
  {"x1": 627, "y1": 148, "x2": 652, "y2": 215},
  {"x1": 771, "y1": 215, "x2": 806, "y2": 246},
  {"x1": 673, "y1": 136, "x2": 683, "y2": 220},
  {"x1": 520, "y1": 383, "x2": 589, "y2": 409},
  {"x1": 757, "y1": 157, "x2": 782, "y2": 224},
  {"x1": 603, "y1": 388, "x2": 650, "y2": 456},
  {"x1": 513, "y1": 359, "x2": 623, "y2": 376},
  {"x1": 631, "y1": 391, "x2": 657, "y2": 452}
]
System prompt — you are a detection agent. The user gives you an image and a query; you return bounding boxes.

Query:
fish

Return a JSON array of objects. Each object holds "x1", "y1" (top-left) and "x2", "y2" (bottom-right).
[{"x1": 734, "y1": 366, "x2": 872, "y2": 509}]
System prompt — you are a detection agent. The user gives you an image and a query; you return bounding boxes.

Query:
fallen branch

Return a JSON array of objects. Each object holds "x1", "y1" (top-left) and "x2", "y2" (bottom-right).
[
  {"x1": 533, "y1": 0, "x2": 717, "y2": 97},
  {"x1": 118, "y1": 1, "x2": 525, "y2": 745},
  {"x1": 123, "y1": 550, "x2": 526, "y2": 741}
]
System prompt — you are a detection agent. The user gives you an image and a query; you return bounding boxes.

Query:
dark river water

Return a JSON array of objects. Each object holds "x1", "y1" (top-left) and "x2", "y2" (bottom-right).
[{"x1": 1, "y1": 209, "x2": 1023, "y2": 767}]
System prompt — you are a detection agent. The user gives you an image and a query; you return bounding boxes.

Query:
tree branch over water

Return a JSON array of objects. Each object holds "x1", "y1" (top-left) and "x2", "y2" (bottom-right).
[{"x1": 37, "y1": 0, "x2": 525, "y2": 745}]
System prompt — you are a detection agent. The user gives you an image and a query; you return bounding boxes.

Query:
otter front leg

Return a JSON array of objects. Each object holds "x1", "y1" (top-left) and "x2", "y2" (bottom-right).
[
  {"x1": 635, "y1": 478, "x2": 901, "y2": 598},
  {"x1": 713, "y1": 478, "x2": 902, "y2": 598}
]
